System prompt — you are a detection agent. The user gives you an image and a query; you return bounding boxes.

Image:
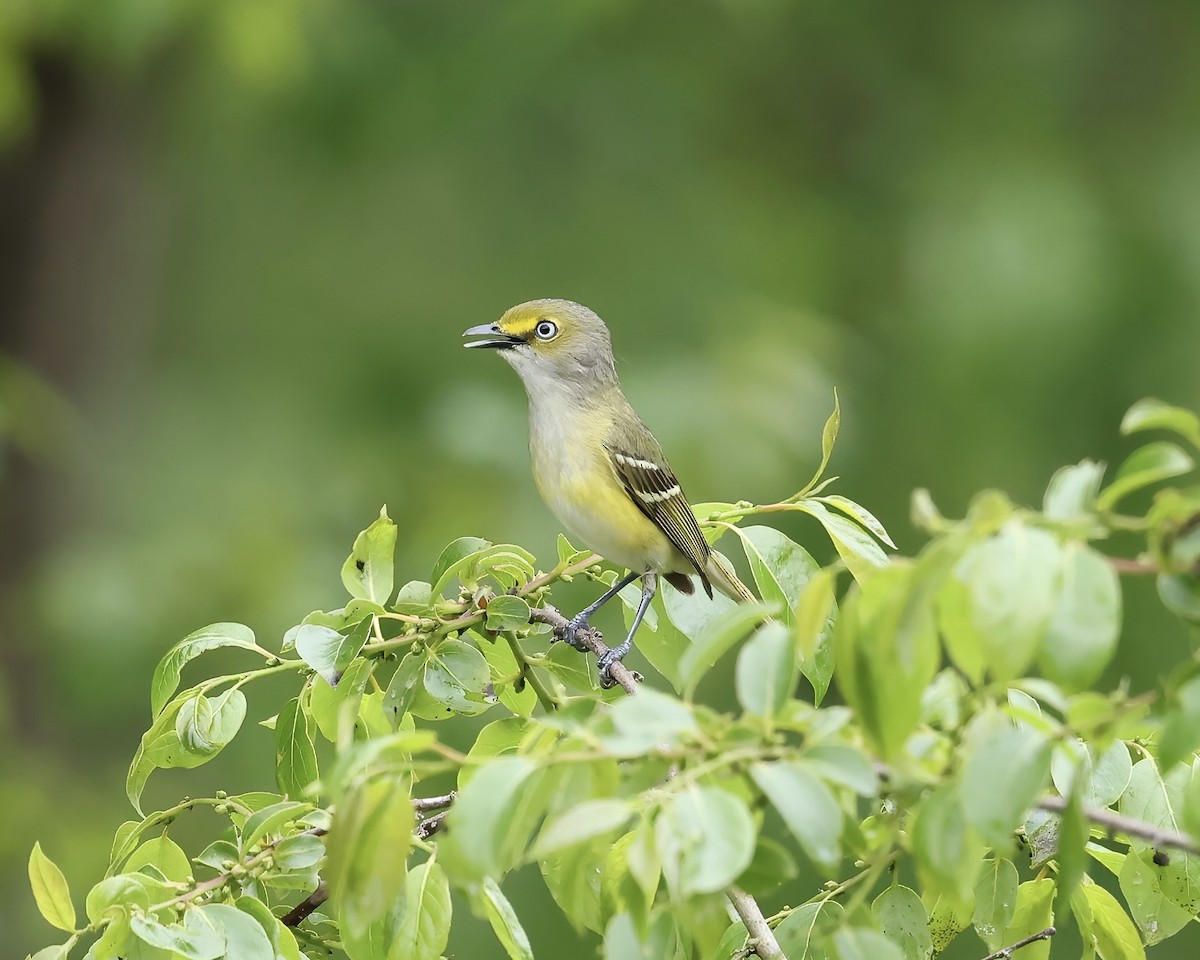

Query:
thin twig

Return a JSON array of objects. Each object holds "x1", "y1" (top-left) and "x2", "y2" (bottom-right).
[
  {"x1": 411, "y1": 792, "x2": 455, "y2": 813},
  {"x1": 1105, "y1": 556, "x2": 1158, "y2": 575},
  {"x1": 1037, "y1": 796, "x2": 1200, "y2": 855},
  {"x1": 728, "y1": 886, "x2": 786, "y2": 960},
  {"x1": 529, "y1": 604, "x2": 641, "y2": 695},
  {"x1": 979, "y1": 926, "x2": 1057, "y2": 959},
  {"x1": 281, "y1": 882, "x2": 328, "y2": 927},
  {"x1": 503, "y1": 631, "x2": 562, "y2": 711},
  {"x1": 416, "y1": 811, "x2": 448, "y2": 839}
]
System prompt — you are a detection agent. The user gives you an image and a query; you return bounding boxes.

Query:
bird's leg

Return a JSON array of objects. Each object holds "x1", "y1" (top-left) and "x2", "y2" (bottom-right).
[
  {"x1": 557, "y1": 570, "x2": 640, "y2": 650},
  {"x1": 598, "y1": 573, "x2": 656, "y2": 687}
]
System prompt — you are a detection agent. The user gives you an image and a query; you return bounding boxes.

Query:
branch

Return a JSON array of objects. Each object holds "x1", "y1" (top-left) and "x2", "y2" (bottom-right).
[
  {"x1": 728, "y1": 885, "x2": 787, "y2": 960},
  {"x1": 416, "y1": 811, "x2": 448, "y2": 839},
  {"x1": 1106, "y1": 556, "x2": 1158, "y2": 575},
  {"x1": 411, "y1": 792, "x2": 455, "y2": 814},
  {"x1": 979, "y1": 927, "x2": 1056, "y2": 959},
  {"x1": 1037, "y1": 796, "x2": 1200, "y2": 856},
  {"x1": 529, "y1": 604, "x2": 642, "y2": 695},
  {"x1": 281, "y1": 882, "x2": 328, "y2": 927}
]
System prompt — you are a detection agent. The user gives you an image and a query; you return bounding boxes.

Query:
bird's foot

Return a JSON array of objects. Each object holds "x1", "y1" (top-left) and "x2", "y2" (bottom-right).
[
  {"x1": 554, "y1": 614, "x2": 593, "y2": 651},
  {"x1": 596, "y1": 640, "x2": 632, "y2": 688}
]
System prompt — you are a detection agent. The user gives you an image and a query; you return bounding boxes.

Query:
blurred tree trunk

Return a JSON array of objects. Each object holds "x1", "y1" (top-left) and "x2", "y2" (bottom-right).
[{"x1": 0, "y1": 53, "x2": 134, "y2": 736}]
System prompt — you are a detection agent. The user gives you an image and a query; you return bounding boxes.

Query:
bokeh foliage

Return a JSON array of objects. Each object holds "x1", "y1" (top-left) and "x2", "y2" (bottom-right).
[
  {"x1": 23, "y1": 399, "x2": 1200, "y2": 960},
  {"x1": 3, "y1": 0, "x2": 1200, "y2": 955}
]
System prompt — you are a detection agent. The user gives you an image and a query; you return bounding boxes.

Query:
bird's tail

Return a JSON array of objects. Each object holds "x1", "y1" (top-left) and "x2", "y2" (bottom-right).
[{"x1": 704, "y1": 551, "x2": 758, "y2": 604}]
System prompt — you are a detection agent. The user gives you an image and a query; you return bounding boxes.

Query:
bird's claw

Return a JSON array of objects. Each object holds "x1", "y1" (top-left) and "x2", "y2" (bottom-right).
[{"x1": 554, "y1": 616, "x2": 592, "y2": 651}]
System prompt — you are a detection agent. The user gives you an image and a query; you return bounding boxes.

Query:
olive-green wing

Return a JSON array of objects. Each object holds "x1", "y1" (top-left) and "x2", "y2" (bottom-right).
[{"x1": 606, "y1": 445, "x2": 714, "y2": 598}]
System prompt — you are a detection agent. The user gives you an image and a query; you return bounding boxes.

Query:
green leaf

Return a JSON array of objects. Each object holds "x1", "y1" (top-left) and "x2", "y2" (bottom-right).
[
  {"x1": 392, "y1": 860, "x2": 452, "y2": 960},
  {"x1": 294, "y1": 619, "x2": 369, "y2": 687},
  {"x1": 27, "y1": 947, "x2": 69, "y2": 960},
  {"x1": 1097, "y1": 441, "x2": 1195, "y2": 510},
  {"x1": 532, "y1": 799, "x2": 633, "y2": 859},
  {"x1": 175, "y1": 688, "x2": 247, "y2": 756},
  {"x1": 310, "y1": 655, "x2": 376, "y2": 743},
  {"x1": 793, "y1": 566, "x2": 837, "y2": 703},
  {"x1": 798, "y1": 389, "x2": 840, "y2": 496},
  {"x1": 736, "y1": 622, "x2": 797, "y2": 719},
  {"x1": 241, "y1": 800, "x2": 313, "y2": 853},
  {"x1": 1121, "y1": 398, "x2": 1200, "y2": 447},
  {"x1": 423, "y1": 638, "x2": 495, "y2": 715},
  {"x1": 486, "y1": 595, "x2": 532, "y2": 631},
  {"x1": 429, "y1": 536, "x2": 490, "y2": 597},
  {"x1": 383, "y1": 652, "x2": 425, "y2": 727},
  {"x1": 129, "y1": 911, "x2": 223, "y2": 960},
  {"x1": 1077, "y1": 882, "x2": 1146, "y2": 960},
  {"x1": 342, "y1": 507, "x2": 397, "y2": 603},
  {"x1": 972, "y1": 858, "x2": 1019, "y2": 951},
  {"x1": 1043, "y1": 460, "x2": 1106, "y2": 521},
  {"x1": 926, "y1": 895, "x2": 972, "y2": 954},
  {"x1": 29, "y1": 843, "x2": 75, "y2": 933},
  {"x1": 477, "y1": 877, "x2": 534, "y2": 960},
  {"x1": 1160, "y1": 675, "x2": 1200, "y2": 770},
  {"x1": 872, "y1": 885, "x2": 932, "y2": 960},
  {"x1": 961, "y1": 712, "x2": 1051, "y2": 848},
  {"x1": 818, "y1": 495, "x2": 897, "y2": 548},
  {"x1": 734, "y1": 525, "x2": 820, "y2": 624},
  {"x1": 600, "y1": 687, "x2": 697, "y2": 756},
  {"x1": 197, "y1": 904, "x2": 274, "y2": 960},
  {"x1": 150, "y1": 623, "x2": 259, "y2": 717},
  {"x1": 795, "y1": 499, "x2": 888, "y2": 581},
  {"x1": 774, "y1": 900, "x2": 843, "y2": 959},
  {"x1": 234, "y1": 896, "x2": 304, "y2": 960},
  {"x1": 392, "y1": 579, "x2": 433, "y2": 615},
  {"x1": 805, "y1": 743, "x2": 878, "y2": 795},
  {"x1": 1158, "y1": 572, "x2": 1200, "y2": 622},
  {"x1": 676, "y1": 601, "x2": 776, "y2": 695},
  {"x1": 1118, "y1": 850, "x2": 1192, "y2": 945},
  {"x1": 327, "y1": 774, "x2": 413, "y2": 937},
  {"x1": 655, "y1": 786, "x2": 755, "y2": 896},
  {"x1": 912, "y1": 784, "x2": 983, "y2": 901},
  {"x1": 275, "y1": 690, "x2": 318, "y2": 799},
  {"x1": 751, "y1": 761, "x2": 842, "y2": 869},
  {"x1": 439, "y1": 757, "x2": 537, "y2": 883},
  {"x1": 1000, "y1": 879, "x2": 1054, "y2": 960},
  {"x1": 832, "y1": 927, "x2": 903, "y2": 960},
  {"x1": 833, "y1": 564, "x2": 940, "y2": 759},
  {"x1": 541, "y1": 838, "x2": 607, "y2": 934},
  {"x1": 1037, "y1": 543, "x2": 1122, "y2": 690},
  {"x1": 1050, "y1": 739, "x2": 1132, "y2": 809},
  {"x1": 272, "y1": 833, "x2": 326, "y2": 871},
  {"x1": 123, "y1": 835, "x2": 192, "y2": 883}
]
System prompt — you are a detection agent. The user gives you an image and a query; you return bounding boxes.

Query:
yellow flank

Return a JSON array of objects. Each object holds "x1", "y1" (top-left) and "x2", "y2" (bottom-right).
[{"x1": 530, "y1": 421, "x2": 678, "y2": 574}]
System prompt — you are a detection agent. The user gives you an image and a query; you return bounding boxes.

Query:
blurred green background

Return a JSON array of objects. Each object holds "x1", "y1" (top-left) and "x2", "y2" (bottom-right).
[{"x1": 4, "y1": 0, "x2": 1200, "y2": 955}]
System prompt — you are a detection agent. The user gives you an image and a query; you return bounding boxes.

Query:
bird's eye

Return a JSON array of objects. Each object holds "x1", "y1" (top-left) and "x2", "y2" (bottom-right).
[{"x1": 534, "y1": 320, "x2": 558, "y2": 341}]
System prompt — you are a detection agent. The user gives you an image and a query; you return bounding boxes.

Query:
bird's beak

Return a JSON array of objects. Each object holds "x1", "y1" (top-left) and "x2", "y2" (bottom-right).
[{"x1": 462, "y1": 323, "x2": 524, "y2": 350}]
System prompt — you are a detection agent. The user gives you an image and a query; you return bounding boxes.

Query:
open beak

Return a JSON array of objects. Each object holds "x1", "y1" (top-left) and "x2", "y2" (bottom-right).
[{"x1": 462, "y1": 323, "x2": 524, "y2": 349}]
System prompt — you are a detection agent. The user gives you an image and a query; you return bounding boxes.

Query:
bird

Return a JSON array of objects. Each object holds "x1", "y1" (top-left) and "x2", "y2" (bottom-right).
[{"x1": 463, "y1": 298, "x2": 755, "y2": 683}]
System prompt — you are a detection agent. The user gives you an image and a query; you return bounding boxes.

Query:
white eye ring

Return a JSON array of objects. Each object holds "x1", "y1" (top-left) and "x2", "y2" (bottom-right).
[{"x1": 534, "y1": 320, "x2": 558, "y2": 341}]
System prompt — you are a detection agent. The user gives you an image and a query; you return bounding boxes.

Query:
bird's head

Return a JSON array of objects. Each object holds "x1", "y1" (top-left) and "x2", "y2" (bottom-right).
[{"x1": 463, "y1": 299, "x2": 618, "y2": 389}]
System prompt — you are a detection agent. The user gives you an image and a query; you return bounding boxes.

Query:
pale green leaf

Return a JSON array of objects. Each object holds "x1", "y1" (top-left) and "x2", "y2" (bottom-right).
[
  {"x1": 655, "y1": 786, "x2": 755, "y2": 896},
  {"x1": 274, "y1": 691, "x2": 318, "y2": 799},
  {"x1": 532, "y1": 799, "x2": 633, "y2": 859},
  {"x1": 28, "y1": 843, "x2": 75, "y2": 933},
  {"x1": 341, "y1": 507, "x2": 397, "y2": 603},
  {"x1": 1097, "y1": 442, "x2": 1194, "y2": 510},
  {"x1": 872, "y1": 885, "x2": 932, "y2": 960},
  {"x1": 961, "y1": 713, "x2": 1051, "y2": 847},
  {"x1": 1039, "y1": 543, "x2": 1121, "y2": 690},
  {"x1": 1121, "y1": 398, "x2": 1200, "y2": 447},
  {"x1": 751, "y1": 761, "x2": 841, "y2": 869},
  {"x1": 676, "y1": 601, "x2": 775, "y2": 695},
  {"x1": 736, "y1": 622, "x2": 797, "y2": 719},
  {"x1": 150, "y1": 623, "x2": 259, "y2": 717},
  {"x1": 478, "y1": 877, "x2": 534, "y2": 960}
]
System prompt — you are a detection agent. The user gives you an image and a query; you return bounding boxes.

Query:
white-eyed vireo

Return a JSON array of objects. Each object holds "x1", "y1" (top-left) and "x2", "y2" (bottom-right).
[{"x1": 463, "y1": 298, "x2": 755, "y2": 682}]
